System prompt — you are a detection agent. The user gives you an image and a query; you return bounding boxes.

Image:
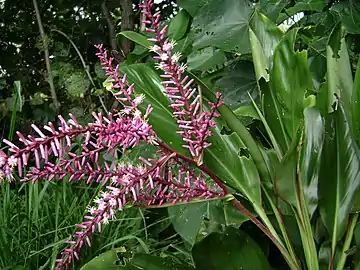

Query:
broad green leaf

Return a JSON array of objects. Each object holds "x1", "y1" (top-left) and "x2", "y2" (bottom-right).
[
  {"x1": 130, "y1": 254, "x2": 195, "y2": 270},
  {"x1": 204, "y1": 130, "x2": 261, "y2": 206},
  {"x1": 167, "y1": 9, "x2": 191, "y2": 40},
  {"x1": 178, "y1": 0, "x2": 208, "y2": 17},
  {"x1": 189, "y1": 0, "x2": 254, "y2": 54},
  {"x1": 278, "y1": 0, "x2": 326, "y2": 24},
  {"x1": 192, "y1": 227, "x2": 271, "y2": 270},
  {"x1": 168, "y1": 202, "x2": 208, "y2": 246},
  {"x1": 119, "y1": 64, "x2": 185, "y2": 154},
  {"x1": 118, "y1": 31, "x2": 152, "y2": 49},
  {"x1": 249, "y1": 9, "x2": 283, "y2": 81},
  {"x1": 300, "y1": 107, "x2": 324, "y2": 217},
  {"x1": 352, "y1": 56, "x2": 360, "y2": 144},
  {"x1": 214, "y1": 61, "x2": 257, "y2": 109},
  {"x1": 258, "y1": 0, "x2": 290, "y2": 22},
  {"x1": 187, "y1": 47, "x2": 226, "y2": 72},
  {"x1": 264, "y1": 28, "x2": 314, "y2": 153},
  {"x1": 320, "y1": 25, "x2": 353, "y2": 116},
  {"x1": 193, "y1": 71, "x2": 271, "y2": 183},
  {"x1": 80, "y1": 249, "x2": 122, "y2": 270},
  {"x1": 330, "y1": 1, "x2": 360, "y2": 34},
  {"x1": 319, "y1": 102, "x2": 360, "y2": 245}
]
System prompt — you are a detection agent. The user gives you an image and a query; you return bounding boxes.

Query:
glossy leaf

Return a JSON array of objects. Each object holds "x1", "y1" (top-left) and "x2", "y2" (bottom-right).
[
  {"x1": 352, "y1": 56, "x2": 360, "y2": 144},
  {"x1": 192, "y1": 227, "x2": 271, "y2": 270},
  {"x1": 167, "y1": 9, "x2": 191, "y2": 40},
  {"x1": 214, "y1": 61, "x2": 257, "y2": 109},
  {"x1": 187, "y1": 47, "x2": 226, "y2": 72},
  {"x1": 319, "y1": 102, "x2": 360, "y2": 245},
  {"x1": 80, "y1": 249, "x2": 123, "y2": 270},
  {"x1": 320, "y1": 25, "x2": 353, "y2": 116},
  {"x1": 249, "y1": 9, "x2": 283, "y2": 81},
  {"x1": 278, "y1": 0, "x2": 326, "y2": 24},
  {"x1": 188, "y1": 0, "x2": 254, "y2": 54},
  {"x1": 168, "y1": 202, "x2": 208, "y2": 246},
  {"x1": 264, "y1": 28, "x2": 314, "y2": 153},
  {"x1": 330, "y1": 1, "x2": 360, "y2": 34},
  {"x1": 119, "y1": 64, "x2": 185, "y2": 154},
  {"x1": 300, "y1": 107, "x2": 324, "y2": 217},
  {"x1": 258, "y1": 0, "x2": 290, "y2": 22},
  {"x1": 118, "y1": 31, "x2": 152, "y2": 49}
]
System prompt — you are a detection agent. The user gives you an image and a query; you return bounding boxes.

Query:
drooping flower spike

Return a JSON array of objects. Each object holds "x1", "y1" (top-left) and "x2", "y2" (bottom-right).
[
  {"x1": 0, "y1": 1, "x2": 227, "y2": 269},
  {"x1": 140, "y1": 0, "x2": 224, "y2": 165}
]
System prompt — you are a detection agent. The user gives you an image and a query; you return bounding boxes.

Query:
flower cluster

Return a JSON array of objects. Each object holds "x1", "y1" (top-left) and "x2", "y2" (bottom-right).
[
  {"x1": 0, "y1": 1, "x2": 227, "y2": 269},
  {"x1": 140, "y1": 0, "x2": 224, "y2": 165},
  {"x1": 0, "y1": 150, "x2": 17, "y2": 181},
  {"x1": 55, "y1": 154, "x2": 225, "y2": 269}
]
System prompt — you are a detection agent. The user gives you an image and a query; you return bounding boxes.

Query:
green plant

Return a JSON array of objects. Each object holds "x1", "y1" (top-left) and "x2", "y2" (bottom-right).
[{"x1": 2, "y1": 0, "x2": 360, "y2": 270}]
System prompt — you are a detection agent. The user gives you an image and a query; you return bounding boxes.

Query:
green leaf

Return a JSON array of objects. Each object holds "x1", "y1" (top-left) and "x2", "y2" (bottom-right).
[
  {"x1": 118, "y1": 31, "x2": 152, "y2": 49},
  {"x1": 130, "y1": 254, "x2": 195, "y2": 270},
  {"x1": 330, "y1": 1, "x2": 360, "y2": 34},
  {"x1": 258, "y1": 0, "x2": 290, "y2": 22},
  {"x1": 214, "y1": 61, "x2": 258, "y2": 109},
  {"x1": 119, "y1": 64, "x2": 185, "y2": 154},
  {"x1": 189, "y1": 0, "x2": 254, "y2": 54},
  {"x1": 353, "y1": 56, "x2": 360, "y2": 144},
  {"x1": 192, "y1": 227, "x2": 271, "y2": 270},
  {"x1": 178, "y1": 0, "x2": 208, "y2": 17},
  {"x1": 167, "y1": 9, "x2": 191, "y2": 40},
  {"x1": 204, "y1": 130, "x2": 262, "y2": 206},
  {"x1": 278, "y1": 0, "x2": 326, "y2": 24},
  {"x1": 319, "y1": 102, "x2": 360, "y2": 246},
  {"x1": 187, "y1": 47, "x2": 226, "y2": 72},
  {"x1": 300, "y1": 107, "x2": 324, "y2": 217},
  {"x1": 249, "y1": 9, "x2": 283, "y2": 81},
  {"x1": 80, "y1": 249, "x2": 122, "y2": 270},
  {"x1": 318, "y1": 24, "x2": 353, "y2": 116},
  {"x1": 168, "y1": 202, "x2": 209, "y2": 246},
  {"x1": 264, "y1": 28, "x2": 314, "y2": 153}
]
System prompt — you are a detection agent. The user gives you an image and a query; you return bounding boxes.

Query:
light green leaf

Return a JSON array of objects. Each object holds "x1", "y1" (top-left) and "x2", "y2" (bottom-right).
[
  {"x1": 119, "y1": 64, "x2": 185, "y2": 154},
  {"x1": 249, "y1": 9, "x2": 283, "y2": 81},
  {"x1": 319, "y1": 102, "x2": 360, "y2": 247},
  {"x1": 264, "y1": 28, "x2": 314, "y2": 153},
  {"x1": 167, "y1": 9, "x2": 191, "y2": 40},
  {"x1": 300, "y1": 107, "x2": 324, "y2": 217},
  {"x1": 118, "y1": 31, "x2": 152, "y2": 49}
]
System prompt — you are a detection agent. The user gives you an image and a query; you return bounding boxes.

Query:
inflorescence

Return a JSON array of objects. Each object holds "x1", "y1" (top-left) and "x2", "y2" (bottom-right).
[{"x1": 0, "y1": 1, "x2": 226, "y2": 269}]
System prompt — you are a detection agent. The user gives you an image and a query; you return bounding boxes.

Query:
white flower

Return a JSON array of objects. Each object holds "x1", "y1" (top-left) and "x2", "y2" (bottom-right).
[
  {"x1": 163, "y1": 40, "x2": 176, "y2": 52},
  {"x1": 133, "y1": 109, "x2": 142, "y2": 119},
  {"x1": 7, "y1": 156, "x2": 17, "y2": 167},
  {"x1": 109, "y1": 198, "x2": 117, "y2": 207},
  {"x1": 0, "y1": 156, "x2": 6, "y2": 167},
  {"x1": 171, "y1": 52, "x2": 182, "y2": 63},
  {"x1": 151, "y1": 45, "x2": 161, "y2": 52},
  {"x1": 133, "y1": 94, "x2": 145, "y2": 105},
  {"x1": 155, "y1": 62, "x2": 167, "y2": 71},
  {"x1": 178, "y1": 63, "x2": 187, "y2": 73},
  {"x1": 102, "y1": 213, "x2": 110, "y2": 224},
  {"x1": 160, "y1": 53, "x2": 169, "y2": 61},
  {"x1": 87, "y1": 206, "x2": 97, "y2": 215}
]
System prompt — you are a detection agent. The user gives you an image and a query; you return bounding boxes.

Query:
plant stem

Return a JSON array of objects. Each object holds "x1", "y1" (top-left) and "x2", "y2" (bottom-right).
[
  {"x1": 336, "y1": 213, "x2": 358, "y2": 270},
  {"x1": 158, "y1": 141, "x2": 299, "y2": 269},
  {"x1": 32, "y1": 0, "x2": 60, "y2": 111}
]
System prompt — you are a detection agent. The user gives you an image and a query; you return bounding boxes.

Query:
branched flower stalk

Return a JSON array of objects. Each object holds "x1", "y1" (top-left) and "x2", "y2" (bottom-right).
[{"x1": 0, "y1": 1, "x2": 229, "y2": 269}]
